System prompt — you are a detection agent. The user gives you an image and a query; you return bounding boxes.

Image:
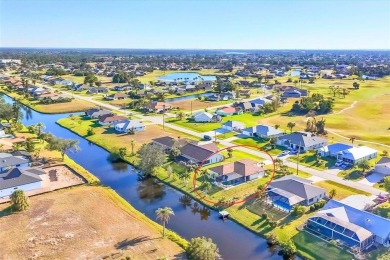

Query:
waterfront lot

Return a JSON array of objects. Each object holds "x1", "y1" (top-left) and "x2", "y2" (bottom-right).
[{"x1": 0, "y1": 186, "x2": 185, "y2": 260}]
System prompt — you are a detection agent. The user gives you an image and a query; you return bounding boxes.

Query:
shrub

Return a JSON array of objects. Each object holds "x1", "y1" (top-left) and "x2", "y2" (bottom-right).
[
  {"x1": 261, "y1": 213, "x2": 268, "y2": 220},
  {"x1": 291, "y1": 205, "x2": 306, "y2": 216},
  {"x1": 280, "y1": 239, "x2": 297, "y2": 256},
  {"x1": 269, "y1": 221, "x2": 277, "y2": 228},
  {"x1": 87, "y1": 127, "x2": 95, "y2": 136}
]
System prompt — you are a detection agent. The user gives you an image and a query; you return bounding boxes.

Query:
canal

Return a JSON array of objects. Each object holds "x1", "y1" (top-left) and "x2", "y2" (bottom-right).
[{"x1": 2, "y1": 94, "x2": 284, "y2": 260}]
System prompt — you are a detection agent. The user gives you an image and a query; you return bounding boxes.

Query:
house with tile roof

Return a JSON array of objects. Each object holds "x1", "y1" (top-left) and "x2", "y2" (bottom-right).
[
  {"x1": 98, "y1": 115, "x2": 127, "y2": 126},
  {"x1": 266, "y1": 175, "x2": 326, "y2": 211},
  {"x1": 209, "y1": 159, "x2": 265, "y2": 186},
  {"x1": 307, "y1": 199, "x2": 390, "y2": 251}
]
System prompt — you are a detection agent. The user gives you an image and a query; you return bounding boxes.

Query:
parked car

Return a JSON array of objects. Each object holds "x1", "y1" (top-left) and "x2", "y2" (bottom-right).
[{"x1": 203, "y1": 135, "x2": 212, "y2": 141}]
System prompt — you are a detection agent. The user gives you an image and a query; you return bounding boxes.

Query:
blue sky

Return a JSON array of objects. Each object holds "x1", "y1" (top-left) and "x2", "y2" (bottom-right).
[{"x1": 1, "y1": 0, "x2": 389, "y2": 49}]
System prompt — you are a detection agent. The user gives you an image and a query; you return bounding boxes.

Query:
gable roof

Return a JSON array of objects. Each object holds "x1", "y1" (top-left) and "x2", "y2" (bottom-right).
[
  {"x1": 218, "y1": 107, "x2": 236, "y2": 113},
  {"x1": 99, "y1": 115, "x2": 127, "y2": 123},
  {"x1": 255, "y1": 125, "x2": 283, "y2": 136},
  {"x1": 318, "y1": 143, "x2": 353, "y2": 154},
  {"x1": 0, "y1": 167, "x2": 42, "y2": 190},
  {"x1": 209, "y1": 159, "x2": 264, "y2": 177},
  {"x1": 114, "y1": 120, "x2": 144, "y2": 129},
  {"x1": 319, "y1": 200, "x2": 390, "y2": 239},
  {"x1": 269, "y1": 175, "x2": 326, "y2": 200},
  {"x1": 278, "y1": 131, "x2": 327, "y2": 147},
  {"x1": 193, "y1": 111, "x2": 213, "y2": 119},
  {"x1": 180, "y1": 143, "x2": 218, "y2": 163},
  {"x1": 152, "y1": 136, "x2": 196, "y2": 150},
  {"x1": 0, "y1": 156, "x2": 29, "y2": 168}
]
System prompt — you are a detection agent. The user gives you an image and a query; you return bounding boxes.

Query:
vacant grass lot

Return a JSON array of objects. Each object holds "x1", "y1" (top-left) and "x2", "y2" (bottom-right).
[
  {"x1": 0, "y1": 186, "x2": 185, "y2": 260},
  {"x1": 232, "y1": 137, "x2": 287, "y2": 156},
  {"x1": 315, "y1": 180, "x2": 370, "y2": 200},
  {"x1": 293, "y1": 232, "x2": 353, "y2": 260},
  {"x1": 0, "y1": 88, "x2": 95, "y2": 114},
  {"x1": 288, "y1": 152, "x2": 336, "y2": 170}
]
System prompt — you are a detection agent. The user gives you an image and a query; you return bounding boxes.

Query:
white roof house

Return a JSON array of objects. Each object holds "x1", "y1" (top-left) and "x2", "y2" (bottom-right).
[
  {"x1": 114, "y1": 120, "x2": 145, "y2": 132},
  {"x1": 221, "y1": 120, "x2": 245, "y2": 131},
  {"x1": 339, "y1": 195, "x2": 376, "y2": 210},
  {"x1": 340, "y1": 146, "x2": 378, "y2": 164},
  {"x1": 193, "y1": 112, "x2": 213, "y2": 122},
  {"x1": 242, "y1": 125, "x2": 284, "y2": 138}
]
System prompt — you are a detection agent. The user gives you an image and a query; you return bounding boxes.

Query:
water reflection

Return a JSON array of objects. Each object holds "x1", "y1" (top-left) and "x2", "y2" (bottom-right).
[
  {"x1": 199, "y1": 206, "x2": 211, "y2": 221},
  {"x1": 111, "y1": 161, "x2": 129, "y2": 172},
  {"x1": 137, "y1": 178, "x2": 166, "y2": 202},
  {"x1": 179, "y1": 194, "x2": 192, "y2": 209}
]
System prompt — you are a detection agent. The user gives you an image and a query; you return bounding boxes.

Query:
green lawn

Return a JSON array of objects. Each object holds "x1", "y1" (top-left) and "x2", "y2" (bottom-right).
[
  {"x1": 288, "y1": 152, "x2": 336, "y2": 170},
  {"x1": 293, "y1": 232, "x2": 354, "y2": 260},
  {"x1": 216, "y1": 131, "x2": 237, "y2": 140},
  {"x1": 232, "y1": 137, "x2": 287, "y2": 156},
  {"x1": 315, "y1": 180, "x2": 370, "y2": 199}
]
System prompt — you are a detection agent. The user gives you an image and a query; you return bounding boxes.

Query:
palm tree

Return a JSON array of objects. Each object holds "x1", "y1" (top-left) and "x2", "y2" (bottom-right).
[
  {"x1": 287, "y1": 122, "x2": 296, "y2": 133},
  {"x1": 227, "y1": 148, "x2": 233, "y2": 158},
  {"x1": 349, "y1": 137, "x2": 356, "y2": 144},
  {"x1": 329, "y1": 189, "x2": 337, "y2": 199},
  {"x1": 130, "y1": 139, "x2": 135, "y2": 155},
  {"x1": 35, "y1": 122, "x2": 46, "y2": 137},
  {"x1": 202, "y1": 182, "x2": 212, "y2": 194},
  {"x1": 155, "y1": 207, "x2": 174, "y2": 237},
  {"x1": 176, "y1": 111, "x2": 185, "y2": 121}
]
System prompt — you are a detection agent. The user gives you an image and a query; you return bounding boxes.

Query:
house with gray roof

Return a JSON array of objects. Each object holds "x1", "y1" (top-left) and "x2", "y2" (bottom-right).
[
  {"x1": 221, "y1": 120, "x2": 245, "y2": 132},
  {"x1": 179, "y1": 143, "x2": 223, "y2": 165},
  {"x1": 266, "y1": 175, "x2": 326, "y2": 211},
  {"x1": 152, "y1": 136, "x2": 196, "y2": 153},
  {"x1": 113, "y1": 120, "x2": 145, "y2": 133},
  {"x1": 85, "y1": 109, "x2": 113, "y2": 119},
  {"x1": 277, "y1": 131, "x2": 327, "y2": 151},
  {"x1": 0, "y1": 167, "x2": 43, "y2": 197},
  {"x1": 307, "y1": 199, "x2": 390, "y2": 251},
  {"x1": 0, "y1": 155, "x2": 30, "y2": 172},
  {"x1": 242, "y1": 124, "x2": 284, "y2": 138}
]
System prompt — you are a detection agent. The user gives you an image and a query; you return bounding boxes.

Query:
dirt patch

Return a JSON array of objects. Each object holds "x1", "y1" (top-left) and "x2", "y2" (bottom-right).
[
  {"x1": 0, "y1": 186, "x2": 185, "y2": 259},
  {"x1": 169, "y1": 99, "x2": 220, "y2": 111},
  {"x1": 0, "y1": 165, "x2": 85, "y2": 204}
]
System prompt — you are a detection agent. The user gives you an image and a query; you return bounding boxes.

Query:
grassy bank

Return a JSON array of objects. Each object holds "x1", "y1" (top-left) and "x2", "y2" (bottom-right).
[{"x1": 0, "y1": 88, "x2": 95, "y2": 114}]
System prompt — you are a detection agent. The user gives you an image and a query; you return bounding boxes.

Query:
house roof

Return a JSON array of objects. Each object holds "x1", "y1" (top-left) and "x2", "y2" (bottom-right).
[
  {"x1": 0, "y1": 156, "x2": 29, "y2": 168},
  {"x1": 109, "y1": 93, "x2": 128, "y2": 98},
  {"x1": 0, "y1": 167, "x2": 42, "y2": 190},
  {"x1": 277, "y1": 131, "x2": 327, "y2": 147},
  {"x1": 180, "y1": 143, "x2": 218, "y2": 163},
  {"x1": 193, "y1": 112, "x2": 213, "y2": 119},
  {"x1": 339, "y1": 195, "x2": 375, "y2": 210},
  {"x1": 99, "y1": 115, "x2": 127, "y2": 123},
  {"x1": 341, "y1": 146, "x2": 377, "y2": 161},
  {"x1": 253, "y1": 125, "x2": 283, "y2": 136},
  {"x1": 311, "y1": 213, "x2": 373, "y2": 242},
  {"x1": 218, "y1": 107, "x2": 236, "y2": 113},
  {"x1": 152, "y1": 136, "x2": 195, "y2": 149},
  {"x1": 269, "y1": 175, "x2": 325, "y2": 200},
  {"x1": 223, "y1": 120, "x2": 245, "y2": 128},
  {"x1": 318, "y1": 143, "x2": 353, "y2": 154},
  {"x1": 318, "y1": 199, "x2": 390, "y2": 239},
  {"x1": 209, "y1": 159, "x2": 264, "y2": 177},
  {"x1": 114, "y1": 120, "x2": 144, "y2": 129}
]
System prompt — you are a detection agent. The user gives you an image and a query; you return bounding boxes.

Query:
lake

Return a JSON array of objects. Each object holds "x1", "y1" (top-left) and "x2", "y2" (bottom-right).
[
  {"x1": 1, "y1": 93, "x2": 285, "y2": 260},
  {"x1": 158, "y1": 72, "x2": 216, "y2": 82}
]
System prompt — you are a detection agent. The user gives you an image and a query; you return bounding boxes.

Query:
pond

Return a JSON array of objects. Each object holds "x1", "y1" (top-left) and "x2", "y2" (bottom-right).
[
  {"x1": 164, "y1": 92, "x2": 215, "y2": 103},
  {"x1": 157, "y1": 72, "x2": 216, "y2": 82},
  {"x1": 1, "y1": 93, "x2": 288, "y2": 260}
]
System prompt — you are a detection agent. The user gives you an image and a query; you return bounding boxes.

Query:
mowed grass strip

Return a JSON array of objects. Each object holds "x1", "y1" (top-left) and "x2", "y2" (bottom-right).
[{"x1": 315, "y1": 180, "x2": 370, "y2": 200}]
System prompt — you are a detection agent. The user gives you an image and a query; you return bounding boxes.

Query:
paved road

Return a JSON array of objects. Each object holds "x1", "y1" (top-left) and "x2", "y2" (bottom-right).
[{"x1": 39, "y1": 82, "x2": 388, "y2": 196}]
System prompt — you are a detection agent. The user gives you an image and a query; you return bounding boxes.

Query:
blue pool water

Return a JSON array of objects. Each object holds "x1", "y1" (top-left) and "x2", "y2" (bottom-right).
[{"x1": 158, "y1": 72, "x2": 216, "y2": 82}]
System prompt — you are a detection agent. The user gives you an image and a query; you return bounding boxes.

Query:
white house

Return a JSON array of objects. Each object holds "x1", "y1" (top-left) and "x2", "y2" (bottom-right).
[
  {"x1": 318, "y1": 143, "x2": 354, "y2": 158},
  {"x1": 221, "y1": 121, "x2": 245, "y2": 132},
  {"x1": 114, "y1": 120, "x2": 145, "y2": 133},
  {"x1": 374, "y1": 157, "x2": 390, "y2": 175},
  {"x1": 242, "y1": 125, "x2": 284, "y2": 138},
  {"x1": 0, "y1": 168, "x2": 43, "y2": 198},
  {"x1": 192, "y1": 112, "x2": 213, "y2": 122},
  {"x1": 339, "y1": 146, "x2": 377, "y2": 165}
]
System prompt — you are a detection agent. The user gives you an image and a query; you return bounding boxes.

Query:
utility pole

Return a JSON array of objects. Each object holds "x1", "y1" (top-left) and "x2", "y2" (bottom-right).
[
  {"x1": 162, "y1": 104, "x2": 165, "y2": 130},
  {"x1": 296, "y1": 141, "x2": 301, "y2": 175}
]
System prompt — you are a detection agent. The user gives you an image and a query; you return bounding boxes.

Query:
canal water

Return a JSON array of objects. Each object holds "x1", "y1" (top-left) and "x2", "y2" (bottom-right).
[{"x1": 2, "y1": 94, "x2": 285, "y2": 260}]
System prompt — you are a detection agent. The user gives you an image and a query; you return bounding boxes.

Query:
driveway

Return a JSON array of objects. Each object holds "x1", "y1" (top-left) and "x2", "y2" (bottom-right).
[{"x1": 358, "y1": 172, "x2": 385, "y2": 187}]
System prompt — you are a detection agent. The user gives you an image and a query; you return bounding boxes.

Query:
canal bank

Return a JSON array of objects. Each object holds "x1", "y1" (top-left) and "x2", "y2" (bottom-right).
[{"x1": 1, "y1": 93, "x2": 283, "y2": 260}]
